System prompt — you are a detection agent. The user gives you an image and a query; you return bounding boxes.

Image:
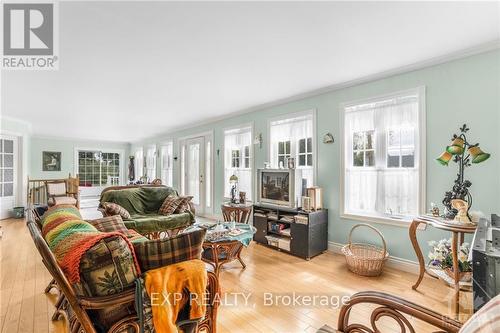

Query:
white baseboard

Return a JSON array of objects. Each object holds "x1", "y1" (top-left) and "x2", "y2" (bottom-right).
[{"x1": 328, "y1": 241, "x2": 420, "y2": 275}]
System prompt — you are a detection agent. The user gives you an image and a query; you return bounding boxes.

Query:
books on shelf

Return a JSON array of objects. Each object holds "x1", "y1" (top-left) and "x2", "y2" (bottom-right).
[
  {"x1": 268, "y1": 212, "x2": 278, "y2": 221},
  {"x1": 279, "y1": 215, "x2": 294, "y2": 223},
  {"x1": 294, "y1": 215, "x2": 308, "y2": 225}
]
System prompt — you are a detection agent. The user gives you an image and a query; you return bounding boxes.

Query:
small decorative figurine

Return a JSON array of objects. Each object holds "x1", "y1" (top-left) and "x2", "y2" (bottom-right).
[
  {"x1": 451, "y1": 199, "x2": 471, "y2": 223},
  {"x1": 287, "y1": 157, "x2": 295, "y2": 169},
  {"x1": 430, "y1": 202, "x2": 440, "y2": 217},
  {"x1": 229, "y1": 175, "x2": 239, "y2": 204}
]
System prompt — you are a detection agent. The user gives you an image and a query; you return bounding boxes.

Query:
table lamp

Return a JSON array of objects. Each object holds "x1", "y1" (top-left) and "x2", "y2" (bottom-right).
[{"x1": 436, "y1": 124, "x2": 490, "y2": 221}]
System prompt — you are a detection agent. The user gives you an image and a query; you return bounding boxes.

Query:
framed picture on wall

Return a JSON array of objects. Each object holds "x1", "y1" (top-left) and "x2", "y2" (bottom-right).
[{"x1": 42, "y1": 151, "x2": 61, "y2": 171}]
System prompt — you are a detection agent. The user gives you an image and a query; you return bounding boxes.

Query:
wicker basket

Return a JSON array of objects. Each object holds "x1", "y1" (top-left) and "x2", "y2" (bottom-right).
[{"x1": 341, "y1": 223, "x2": 389, "y2": 277}]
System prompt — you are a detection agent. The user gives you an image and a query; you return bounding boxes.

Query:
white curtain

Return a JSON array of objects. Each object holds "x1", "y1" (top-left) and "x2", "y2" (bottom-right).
[
  {"x1": 270, "y1": 113, "x2": 314, "y2": 187},
  {"x1": 134, "y1": 149, "x2": 143, "y2": 181},
  {"x1": 145, "y1": 146, "x2": 156, "y2": 181},
  {"x1": 224, "y1": 127, "x2": 252, "y2": 199},
  {"x1": 344, "y1": 95, "x2": 419, "y2": 217}
]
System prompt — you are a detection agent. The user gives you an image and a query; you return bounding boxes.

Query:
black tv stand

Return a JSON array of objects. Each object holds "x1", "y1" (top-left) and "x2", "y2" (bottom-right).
[{"x1": 252, "y1": 204, "x2": 328, "y2": 260}]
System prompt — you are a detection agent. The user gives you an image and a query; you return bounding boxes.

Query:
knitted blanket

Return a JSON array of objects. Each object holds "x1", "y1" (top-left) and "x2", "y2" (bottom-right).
[{"x1": 41, "y1": 204, "x2": 141, "y2": 283}]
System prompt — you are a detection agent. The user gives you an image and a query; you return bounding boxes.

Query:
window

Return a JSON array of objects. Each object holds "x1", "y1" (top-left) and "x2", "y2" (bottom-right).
[
  {"x1": 270, "y1": 112, "x2": 314, "y2": 187},
  {"x1": 277, "y1": 141, "x2": 291, "y2": 167},
  {"x1": 231, "y1": 150, "x2": 240, "y2": 168},
  {"x1": 78, "y1": 150, "x2": 120, "y2": 187},
  {"x1": 342, "y1": 89, "x2": 424, "y2": 222},
  {"x1": 298, "y1": 137, "x2": 313, "y2": 166},
  {"x1": 224, "y1": 126, "x2": 252, "y2": 200},
  {"x1": 352, "y1": 131, "x2": 375, "y2": 167},
  {"x1": 134, "y1": 148, "x2": 143, "y2": 181},
  {"x1": 243, "y1": 145, "x2": 250, "y2": 168},
  {"x1": 160, "y1": 142, "x2": 173, "y2": 186},
  {"x1": 145, "y1": 146, "x2": 157, "y2": 181}
]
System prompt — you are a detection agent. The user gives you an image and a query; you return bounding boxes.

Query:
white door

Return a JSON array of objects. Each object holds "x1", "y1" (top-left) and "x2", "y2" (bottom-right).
[
  {"x1": 0, "y1": 136, "x2": 18, "y2": 219},
  {"x1": 183, "y1": 137, "x2": 205, "y2": 215}
]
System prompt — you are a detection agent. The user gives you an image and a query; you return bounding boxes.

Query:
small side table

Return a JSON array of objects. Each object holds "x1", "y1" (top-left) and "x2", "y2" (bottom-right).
[
  {"x1": 409, "y1": 216, "x2": 477, "y2": 316},
  {"x1": 201, "y1": 223, "x2": 256, "y2": 276},
  {"x1": 221, "y1": 202, "x2": 252, "y2": 223}
]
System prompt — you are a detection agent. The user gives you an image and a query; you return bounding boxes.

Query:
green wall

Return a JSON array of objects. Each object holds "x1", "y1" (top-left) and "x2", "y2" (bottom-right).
[
  {"x1": 133, "y1": 50, "x2": 500, "y2": 262},
  {"x1": 29, "y1": 137, "x2": 130, "y2": 183}
]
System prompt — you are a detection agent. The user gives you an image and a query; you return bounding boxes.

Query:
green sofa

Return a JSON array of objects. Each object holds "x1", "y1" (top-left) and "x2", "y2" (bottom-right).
[{"x1": 99, "y1": 185, "x2": 195, "y2": 237}]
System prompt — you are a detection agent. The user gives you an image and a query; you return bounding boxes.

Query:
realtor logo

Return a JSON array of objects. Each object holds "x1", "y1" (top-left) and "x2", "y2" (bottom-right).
[{"x1": 2, "y1": 2, "x2": 58, "y2": 70}]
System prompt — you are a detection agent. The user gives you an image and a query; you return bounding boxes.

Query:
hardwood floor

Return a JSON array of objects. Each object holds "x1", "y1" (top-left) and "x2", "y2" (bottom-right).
[{"x1": 0, "y1": 218, "x2": 472, "y2": 333}]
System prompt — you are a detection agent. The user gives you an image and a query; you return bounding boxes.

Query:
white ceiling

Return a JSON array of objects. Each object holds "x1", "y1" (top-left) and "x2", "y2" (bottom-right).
[{"x1": 2, "y1": 1, "x2": 499, "y2": 142}]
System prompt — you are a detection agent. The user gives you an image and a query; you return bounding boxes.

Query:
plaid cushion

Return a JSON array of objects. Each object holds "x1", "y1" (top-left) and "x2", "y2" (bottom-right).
[
  {"x1": 174, "y1": 196, "x2": 193, "y2": 214},
  {"x1": 158, "y1": 195, "x2": 181, "y2": 216},
  {"x1": 88, "y1": 215, "x2": 129, "y2": 235},
  {"x1": 102, "y1": 202, "x2": 131, "y2": 219},
  {"x1": 133, "y1": 229, "x2": 206, "y2": 271}
]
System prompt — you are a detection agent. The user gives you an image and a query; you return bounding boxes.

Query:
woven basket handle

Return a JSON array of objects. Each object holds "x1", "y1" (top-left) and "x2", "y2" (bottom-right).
[{"x1": 348, "y1": 223, "x2": 387, "y2": 257}]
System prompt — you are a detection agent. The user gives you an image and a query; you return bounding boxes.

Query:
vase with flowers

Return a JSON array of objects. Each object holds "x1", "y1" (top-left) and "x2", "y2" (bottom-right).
[{"x1": 428, "y1": 239, "x2": 472, "y2": 282}]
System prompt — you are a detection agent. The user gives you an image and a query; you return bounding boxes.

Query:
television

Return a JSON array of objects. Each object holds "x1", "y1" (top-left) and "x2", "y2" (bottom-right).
[{"x1": 257, "y1": 168, "x2": 303, "y2": 209}]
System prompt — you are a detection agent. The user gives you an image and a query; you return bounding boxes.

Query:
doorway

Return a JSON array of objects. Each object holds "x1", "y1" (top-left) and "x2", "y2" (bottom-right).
[
  {"x1": 180, "y1": 133, "x2": 213, "y2": 216},
  {"x1": 0, "y1": 135, "x2": 18, "y2": 219}
]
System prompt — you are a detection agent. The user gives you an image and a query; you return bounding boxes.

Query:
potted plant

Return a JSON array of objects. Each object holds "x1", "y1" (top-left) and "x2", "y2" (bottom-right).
[{"x1": 428, "y1": 239, "x2": 472, "y2": 282}]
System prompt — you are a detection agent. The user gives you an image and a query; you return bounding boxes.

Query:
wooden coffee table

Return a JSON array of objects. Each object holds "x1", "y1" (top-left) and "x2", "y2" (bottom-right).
[{"x1": 201, "y1": 222, "x2": 256, "y2": 276}]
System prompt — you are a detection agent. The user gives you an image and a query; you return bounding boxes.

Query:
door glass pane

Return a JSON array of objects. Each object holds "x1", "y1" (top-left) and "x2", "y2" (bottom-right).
[
  {"x1": 4, "y1": 169, "x2": 13, "y2": 182},
  {"x1": 187, "y1": 143, "x2": 200, "y2": 205},
  {"x1": 4, "y1": 140, "x2": 13, "y2": 153},
  {"x1": 3, "y1": 183, "x2": 13, "y2": 196}
]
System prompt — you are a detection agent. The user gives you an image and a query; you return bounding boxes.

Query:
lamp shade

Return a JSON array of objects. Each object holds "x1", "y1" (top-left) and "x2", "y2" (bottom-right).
[
  {"x1": 468, "y1": 146, "x2": 490, "y2": 163},
  {"x1": 446, "y1": 137, "x2": 465, "y2": 155},
  {"x1": 436, "y1": 150, "x2": 453, "y2": 166},
  {"x1": 229, "y1": 174, "x2": 239, "y2": 183}
]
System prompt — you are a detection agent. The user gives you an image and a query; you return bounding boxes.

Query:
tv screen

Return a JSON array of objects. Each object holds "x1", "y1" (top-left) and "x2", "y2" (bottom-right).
[{"x1": 261, "y1": 171, "x2": 290, "y2": 202}]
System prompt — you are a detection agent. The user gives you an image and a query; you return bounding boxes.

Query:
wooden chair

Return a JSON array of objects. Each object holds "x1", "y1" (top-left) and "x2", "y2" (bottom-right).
[
  {"x1": 221, "y1": 204, "x2": 252, "y2": 223},
  {"x1": 27, "y1": 216, "x2": 219, "y2": 333},
  {"x1": 319, "y1": 291, "x2": 464, "y2": 333},
  {"x1": 151, "y1": 178, "x2": 162, "y2": 185},
  {"x1": 45, "y1": 174, "x2": 80, "y2": 208}
]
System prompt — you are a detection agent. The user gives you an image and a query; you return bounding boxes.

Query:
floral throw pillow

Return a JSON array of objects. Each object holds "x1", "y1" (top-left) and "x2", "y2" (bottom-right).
[
  {"x1": 102, "y1": 202, "x2": 131, "y2": 219},
  {"x1": 174, "y1": 196, "x2": 194, "y2": 214}
]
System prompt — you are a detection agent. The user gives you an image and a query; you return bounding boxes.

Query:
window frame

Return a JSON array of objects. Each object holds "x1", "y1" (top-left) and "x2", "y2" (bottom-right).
[
  {"x1": 74, "y1": 147, "x2": 125, "y2": 187},
  {"x1": 339, "y1": 87, "x2": 426, "y2": 227},
  {"x1": 267, "y1": 109, "x2": 317, "y2": 185},
  {"x1": 223, "y1": 123, "x2": 254, "y2": 201}
]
